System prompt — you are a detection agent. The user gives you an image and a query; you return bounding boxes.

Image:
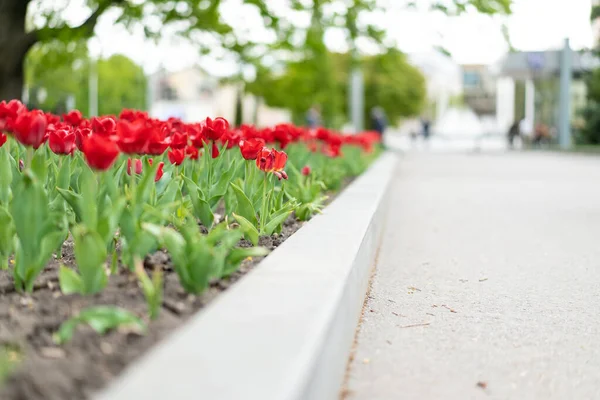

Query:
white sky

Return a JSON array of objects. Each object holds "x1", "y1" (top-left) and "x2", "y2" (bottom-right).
[{"x1": 76, "y1": 0, "x2": 595, "y2": 74}]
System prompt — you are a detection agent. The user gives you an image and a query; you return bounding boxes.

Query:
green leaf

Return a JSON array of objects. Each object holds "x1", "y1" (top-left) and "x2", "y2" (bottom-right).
[
  {"x1": 0, "y1": 207, "x2": 13, "y2": 268},
  {"x1": 263, "y1": 208, "x2": 293, "y2": 236},
  {"x1": 57, "y1": 188, "x2": 84, "y2": 222},
  {"x1": 134, "y1": 259, "x2": 162, "y2": 320},
  {"x1": 79, "y1": 166, "x2": 98, "y2": 230},
  {"x1": 230, "y1": 183, "x2": 258, "y2": 226},
  {"x1": 97, "y1": 196, "x2": 126, "y2": 246},
  {"x1": 73, "y1": 226, "x2": 108, "y2": 295},
  {"x1": 30, "y1": 149, "x2": 47, "y2": 182},
  {"x1": 222, "y1": 246, "x2": 269, "y2": 277},
  {"x1": 0, "y1": 146, "x2": 13, "y2": 206},
  {"x1": 135, "y1": 159, "x2": 159, "y2": 212},
  {"x1": 58, "y1": 265, "x2": 84, "y2": 295},
  {"x1": 232, "y1": 213, "x2": 260, "y2": 246},
  {"x1": 210, "y1": 159, "x2": 239, "y2": 200},
  {"x1": 192, "y1": 190, "x2": 215, "y2": 228},
  {"x1": 56, "y1": 159, "x2": 71, "y2": 190},
  {"x1": 53, "y1": 306, "x2": 146, "y2": 345},
  {"x1": 143, "y1": 223, "x2": 186, "y2": 265}
]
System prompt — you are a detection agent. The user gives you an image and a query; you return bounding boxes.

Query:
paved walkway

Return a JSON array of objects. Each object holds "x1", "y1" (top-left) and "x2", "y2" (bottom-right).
[{"x1": 345, "y1": 152, "x2": 600, "y2": 400}]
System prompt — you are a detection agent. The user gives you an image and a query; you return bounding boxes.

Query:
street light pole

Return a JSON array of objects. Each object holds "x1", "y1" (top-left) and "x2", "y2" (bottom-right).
[{"x1": 558, "y1": 38, "x2": 572, "y2": 149}]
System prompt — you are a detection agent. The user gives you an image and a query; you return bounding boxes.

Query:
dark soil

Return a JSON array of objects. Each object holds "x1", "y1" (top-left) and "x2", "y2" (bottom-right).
[{"x1": 0, "y1": 217, "x2": 304, "y2": 400}]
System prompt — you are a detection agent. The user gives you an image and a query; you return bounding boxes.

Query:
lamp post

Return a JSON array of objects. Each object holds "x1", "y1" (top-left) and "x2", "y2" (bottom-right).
[{"x1": 558, "y1": 38, "x2": 572, "y2": 149}]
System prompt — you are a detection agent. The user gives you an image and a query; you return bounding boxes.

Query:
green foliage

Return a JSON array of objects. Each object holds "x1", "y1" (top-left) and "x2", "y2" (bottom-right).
[
  {"x1": 134, "y1": 259, "x2": 163, "y2": 321},
  {"x1": 0, "y1": 344, "x2": 21, "y2": 385},
  {"x1": 53, "y1": 306, "x2": 146, "y2": 345},
  {"x1": 11, "y1": 170, "x2": 68, "y2": 293},
  {"x1": 25, "y1": 44, "x2": 147, "y2": 117},
  {"x1": 251, "y1": 49, "x2": 426, "y2": 128},
  {"x1": 144, "y1": 220, "x2": 268, "y2": 294}
]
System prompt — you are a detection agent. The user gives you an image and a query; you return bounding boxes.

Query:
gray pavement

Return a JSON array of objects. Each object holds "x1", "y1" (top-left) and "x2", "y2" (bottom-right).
[{"x1": 344, "y1": 152, "x2": 600, "y2": 400}]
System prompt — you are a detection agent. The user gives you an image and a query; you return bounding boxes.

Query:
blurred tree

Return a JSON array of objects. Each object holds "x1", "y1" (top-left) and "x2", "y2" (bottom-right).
[
  {"x1": 249, "y1": 49, "x2": 426, "y2": 128},
  {"x1": 0, "y1": 0, "x2": 278, "y2": 101},
  {"x1": 579, "y1": 4, "x2": 600, "y2": 144},
  {"x1": 25, "y1": 44, "x2": 146, "y2": 116}
]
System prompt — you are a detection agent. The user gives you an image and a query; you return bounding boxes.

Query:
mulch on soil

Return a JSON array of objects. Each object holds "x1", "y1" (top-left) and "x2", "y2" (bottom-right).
[{"x1": 0, "y1": 217, "x2": 302, "y2": 400}]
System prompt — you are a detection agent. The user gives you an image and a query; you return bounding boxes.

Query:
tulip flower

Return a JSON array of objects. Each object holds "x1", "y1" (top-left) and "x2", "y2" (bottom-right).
[
  {"x1": 186, "y1": 145, "x2": 199, "y2": 160},
  {"x1": 202, "y1": 117, "x2": 229, "y2": 141},
  {"x1": 211, "y1": 142, "x2": 220, "y2": 159},
  {"x1": 127, "y1": 158, "x2": 144, "y2": 175},
  {"x1": 81, "y1": 134, "x2": 120, "y2": 171},
  {"x1": 48, "y1": 128, "x2": 76, "y2": 155},
  {"x1": 62, "y1": 110, "x2": 84, "y2": 127},
  {"x1": 74, "y1": 127, "x2": 92, "y2": 151},
  {"x1": 0, "y1": 133, "x2": 6, "y2": 148},
  {"x1": 168, "y1": 148, "x2": 185, "y2": 166},
  {"x1": 239, "y1": 138, "x2": 265, "y2": 160},
  {"x1": 91, "y1": 116, "x2": 117, "y2": 137},
  {"x1": 301, "y1": 166, "x2": 311, "y2": 176},
  {"x1": 116, "y1": 120, "x2": 151, "y2": 154},
  {"x1": 168, "y1": 132, "x2": 188, "y2": 149},
  {"x1": 154, "y1": 162, "x2": 165, "y2": 182},
  {"x1": 256, "y1": 147, "x2": 288, "y2": 180},
  {"x1": 12, "y1": 110, "x2": 47, "y2": 149}
]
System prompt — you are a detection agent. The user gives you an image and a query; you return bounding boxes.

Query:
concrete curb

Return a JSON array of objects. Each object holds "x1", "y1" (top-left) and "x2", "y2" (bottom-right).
[{"x1": 96, "y1": 152, "x2": 397, "y2": 400}]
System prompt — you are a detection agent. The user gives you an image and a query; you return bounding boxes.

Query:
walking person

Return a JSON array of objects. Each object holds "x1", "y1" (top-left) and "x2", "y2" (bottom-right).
[
  {"x1": 306, "y1": 105, "x2": 322, "y2": 129},
  {"x1": 421, "y1": 117, "x2": 431, "y2": 140},
  {"x1": 507, "y1": 120, "x2": 521, "y2": 149},
  {"x1": 370, "y1": 107, "x2": 388, "y2": 145}
]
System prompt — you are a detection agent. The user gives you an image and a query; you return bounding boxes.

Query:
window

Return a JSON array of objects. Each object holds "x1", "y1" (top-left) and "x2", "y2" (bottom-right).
[{"x1": 463, "y1": 71, "x2": 480, "y2": 88}]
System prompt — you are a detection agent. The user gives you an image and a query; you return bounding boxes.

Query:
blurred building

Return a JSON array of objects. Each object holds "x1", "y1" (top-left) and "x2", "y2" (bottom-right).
[
  {"x1": 147, "y1": 66, "x2": 290, "y2": 126},
  {"x1": 408, "y1": 51, "x2": 463, "y2": 122},
  {"x1": 494, "y1": 49, "x2": 598, "y2": 134},
  {"x1": 461, "y1": 64, "x2": 496, "y2": 116}
]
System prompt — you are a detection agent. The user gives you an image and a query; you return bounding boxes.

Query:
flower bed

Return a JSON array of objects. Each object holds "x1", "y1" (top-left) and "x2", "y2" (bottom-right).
[{"x1": 0, "y1": 99, "x2": 381, "y2": 400}]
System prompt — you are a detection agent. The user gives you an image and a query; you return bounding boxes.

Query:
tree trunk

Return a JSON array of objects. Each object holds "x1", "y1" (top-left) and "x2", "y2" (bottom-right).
[{"x1": 0, "y1": 0, "x2": 33, "y2": 102}]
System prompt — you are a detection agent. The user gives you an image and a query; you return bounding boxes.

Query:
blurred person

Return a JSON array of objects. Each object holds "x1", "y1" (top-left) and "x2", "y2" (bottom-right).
[
  {"x1": 507, "y1": 120, "x2": 521, "y2": 149},
  {"x1": 533, "y1": 123, "x2": 551, "y2": 147},
  {"x1": 306, "y1": 105, "x2": 321, "y2": 128},
  {"x1": 370, "y1": 107, "x2": 387, "y2": 138},
  {"x1": 421, "y1": 117, "x2": 431, "y2": 140}
]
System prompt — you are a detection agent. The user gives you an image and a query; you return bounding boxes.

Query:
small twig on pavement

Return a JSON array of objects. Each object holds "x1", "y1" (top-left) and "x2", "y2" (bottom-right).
[
  {"x1": 399, "y1": 322, "x2": 431, "y2": 329},
  {"x1": 479, "y1": 278, "x2": 488, "y2": 282},
  {"x1": 441, "y1": 305, "x2": 457, "y2": 313}
]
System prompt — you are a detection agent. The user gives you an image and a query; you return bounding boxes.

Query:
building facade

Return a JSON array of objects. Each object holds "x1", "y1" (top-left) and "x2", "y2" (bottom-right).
[{"x1": 147, "y1": 67, "x2": 290, "y2": 126}]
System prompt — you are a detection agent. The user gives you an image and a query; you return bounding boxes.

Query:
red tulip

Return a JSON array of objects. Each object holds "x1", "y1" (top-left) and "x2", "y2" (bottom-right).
[
  {"x1": 127, "y1": 158, "x2": 144, "y2": 175},
  {"x1": 168, "y1": 132, "x2": 188, "y2": 149},
  {"x1": 323, "y1": 143, "x2": 342, "y2": 158},
  {"x1": 239, "y1": 138, "x2": 265, "y2": 160},
  {"x1": 12, "y1": 110, "x2": 47, "y2": 149},
  {"x1": 155, "y1": 162, "x2": 165, "y2": 182},
  {"x1": 62, "y1": 110, "x2": 84, "y2": 127},
  {"x1": 48, "y1": 128, "x2": 76, "y2": 155},
  {"x1": 301, "y1": 166, "x2": 311, "y2": 176},
  {"x1": 0, "y1": 99, "x2": 26, "y2": 131},
  {"x1": 186, "y1": 145, "x2": 199, "y2": 160},
  {"x1": 211, "y1": 141, "x2": 220, "y2": 159},
  {"x1": 81, "y1": 134, "x2": 120, "y2": 171},
  {"x1": 0, "y1": 133, "x2": 6, "y2": 148},
  {"x1": 116, "y1": 119, "x2": 151, "y2": 154},
  {"x1": 256, "y1": 147, "x2": 288, "y2": 179},
  {"x1": 75, "y1": 127, "x2": 92, "y2": 151},
  {"x1": 91, "y1": 116, "x2": 116, "y2": 137},
  {"x1": 202, "y1": 117, "x2": 229, "y2": 141},
  {"x1": 168, "y1": 148, "x2": 185, "y2": 166}
]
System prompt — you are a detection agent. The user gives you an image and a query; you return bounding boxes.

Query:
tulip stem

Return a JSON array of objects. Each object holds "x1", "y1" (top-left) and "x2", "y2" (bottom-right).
[
  {"x1": 260, "y1": 173, "x2": 268, "y2": 234},
  {"x1": 25, "y1": 147, "x2": 33, "y2": 170}
]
